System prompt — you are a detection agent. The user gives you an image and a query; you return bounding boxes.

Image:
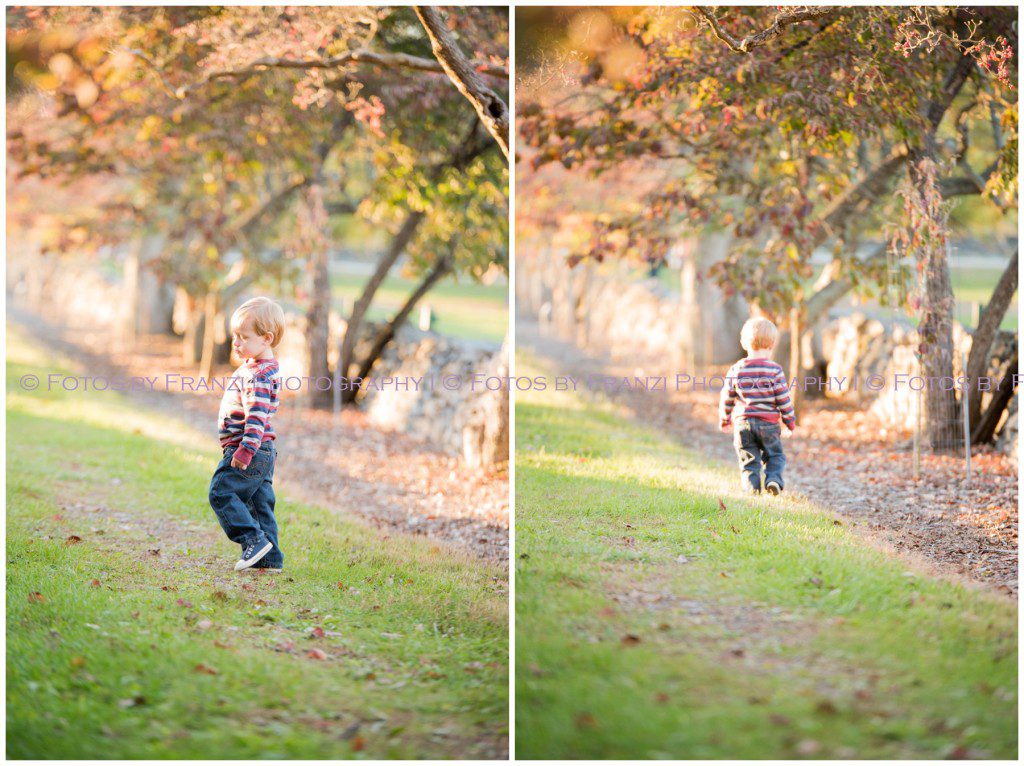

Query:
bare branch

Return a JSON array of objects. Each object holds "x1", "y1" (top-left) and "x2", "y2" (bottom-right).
[
  {"x1": 124, "y1": 46, "x2": 507, "y2": 100},
  {"x1": 694, "y1": 6, "x2": 839, "y2": 54},
  {"x1": 415, "y1": 6, "x2": 509, "y2": 160}
]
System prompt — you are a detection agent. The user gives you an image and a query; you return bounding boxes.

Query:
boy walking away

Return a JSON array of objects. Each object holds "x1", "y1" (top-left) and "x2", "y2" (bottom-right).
[
  {"x1": 718, "y1": 317, "x2": 796, "y2": 495},
  {"x1": 208, "y1": 297, "x2": 285, "y2": 571}
]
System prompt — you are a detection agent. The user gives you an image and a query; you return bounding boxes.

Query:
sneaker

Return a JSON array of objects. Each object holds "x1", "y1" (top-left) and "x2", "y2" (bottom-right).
[
  {"x1": 234, "y1": 539, "x2": 273, "y2": 571},
  {"x1": 765, "y1": 481, "x2": 782, "y2": 496}
]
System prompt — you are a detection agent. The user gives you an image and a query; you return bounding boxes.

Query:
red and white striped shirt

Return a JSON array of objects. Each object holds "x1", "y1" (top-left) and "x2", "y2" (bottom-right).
[
  {"x1": 218, "y1": 357, "x2": 281, "y2": 468},
  {"x1": 719, "y1": 357, "x2": 795, "y2": 429}
]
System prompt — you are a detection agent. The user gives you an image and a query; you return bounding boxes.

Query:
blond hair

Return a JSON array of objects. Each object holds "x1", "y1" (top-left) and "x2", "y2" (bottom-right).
[
  {"x1": 740, "y1": 317, "x2": 778, "y2": 353},
  {"x1": 231, "y1": 297, "x2": 285, "y2": 348}
]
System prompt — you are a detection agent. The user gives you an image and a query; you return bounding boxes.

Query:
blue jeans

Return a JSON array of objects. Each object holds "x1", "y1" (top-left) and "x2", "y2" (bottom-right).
[
  {"x1": 733, "y1": 419, "x2": 786, "y2": 492},
  {"x1": 208, "y1": 442, "x2": 283, "y2": 567}
]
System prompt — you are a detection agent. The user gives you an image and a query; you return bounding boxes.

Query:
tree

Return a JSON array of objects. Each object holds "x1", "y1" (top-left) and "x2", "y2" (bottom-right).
[
  {"x1": 9, "y1": 6, "x2": 509, "y2": 397},
  {"x1": 518, "y1": 6, "x2": 1016, "y2": 451}
]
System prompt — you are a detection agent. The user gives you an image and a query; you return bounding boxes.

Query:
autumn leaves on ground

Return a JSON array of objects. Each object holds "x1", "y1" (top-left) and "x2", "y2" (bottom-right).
[
  {"x1": 515, "y1": 353, "x2": 1016, "y2": 759},
  {"x1": 6, "y1": 326, "x2": 508, "y2": 759}
]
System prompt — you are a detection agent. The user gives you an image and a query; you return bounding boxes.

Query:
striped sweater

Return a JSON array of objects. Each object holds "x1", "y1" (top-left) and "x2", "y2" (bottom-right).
[
  {"x1": 719, "y1": 357, "x2": 796, "y2": 429},
  {"x1": 218, "y1": 357, "x2": 281, "y2": 468}
]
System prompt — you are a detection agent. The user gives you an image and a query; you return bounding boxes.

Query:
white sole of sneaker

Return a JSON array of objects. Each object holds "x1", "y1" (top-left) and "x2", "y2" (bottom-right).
[
  {"x1": 234, "y1": 541, "x2": 273, "y2": 571},
  {"x1": 765, "y1": 482, "x2": 781, "y2": 496}
]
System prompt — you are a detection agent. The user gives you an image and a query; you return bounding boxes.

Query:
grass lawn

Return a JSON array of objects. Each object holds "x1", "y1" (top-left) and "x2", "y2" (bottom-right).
[
  {"x1": 329, "y1": 273, "x2": 508, "y2": 344},
  {"x1": 515, "y1": 353, "x2": 1016, "y2": 759},
  {"x1": 6, "y1": 325, "x2": 508, "y2": 759}
]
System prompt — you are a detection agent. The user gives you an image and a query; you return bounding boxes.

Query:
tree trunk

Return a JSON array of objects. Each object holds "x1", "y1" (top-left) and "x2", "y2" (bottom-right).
[
  {"x1": 347, "y1": 255, "x2": 454, "y2": 398},
  {"x1": 199, "y1": 291, "x2": 221, "y2": 381},
  {"x1": 788, "y1": 305, "x2": 801, "y2": 413},
  {"x1": 123, "y1": 244, "x2": 140, "y2": 347},
  {"x1": 334, "y1": 211, "x2": 426, "y2": 412},
  {"x1": 306, "y1": 238, "x2": 333, "y2": 409},
  {"x1": 908, "y1": 157, "x2": 961, "y2": 453},
  {"x1": 972, "y1": 352, "x2": 1018, "y2": 445},
  {"x1": 182, "y1": 297, "x2": 204, "y2": 365},
  {"x1": 966, "y1": 250, "x2": 1018, "y2": 427},
  {"x1": 332, "y1": 129, "x2": 492, "y2": 411}
]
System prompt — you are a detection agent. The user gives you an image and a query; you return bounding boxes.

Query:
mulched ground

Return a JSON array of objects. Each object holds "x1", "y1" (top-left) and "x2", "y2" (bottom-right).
[
  {"x1": 519, "y1": 317, "x2": 1017, "y2": 598},
  {"x1": 10, "y1": 308, "x2": 508, "y2": 564}
]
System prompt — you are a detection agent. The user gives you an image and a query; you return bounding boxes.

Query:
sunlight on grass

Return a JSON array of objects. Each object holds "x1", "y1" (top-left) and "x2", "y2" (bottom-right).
[
  {"x1": 515, "y1": 349, "x2": 1016, "y2": 759},
  {"x1": 7, "y1": 323, "x2": 508, "y2": 759}
]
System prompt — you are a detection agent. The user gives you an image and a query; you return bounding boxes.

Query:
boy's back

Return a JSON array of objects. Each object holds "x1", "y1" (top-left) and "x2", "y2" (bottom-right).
[{"x1": 719, "y1": 356, "x2": 795, "y2": 428}]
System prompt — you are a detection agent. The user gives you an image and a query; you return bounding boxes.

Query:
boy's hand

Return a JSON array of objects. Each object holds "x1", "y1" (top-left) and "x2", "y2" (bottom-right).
[
  {"x1": 231, "y1": 456, "x2": 247, "y2": 469},
  {"x1": 782, "y1": 426, "x2": 795, "y2": 439},
  {"x1": 719, "y1": 421, "x2": 731, "y2": 433}
]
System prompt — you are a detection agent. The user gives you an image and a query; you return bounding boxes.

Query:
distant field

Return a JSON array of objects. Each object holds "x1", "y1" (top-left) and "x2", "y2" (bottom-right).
[{"x1": 330, "y1": 272, "x2": 508, "y2": 344}]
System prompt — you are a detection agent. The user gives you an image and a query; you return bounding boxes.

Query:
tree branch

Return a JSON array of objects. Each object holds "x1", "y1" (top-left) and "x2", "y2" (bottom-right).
[
  {"x1": 235, "y1": 176, "x2": 310, "y2": 241},
  {"x1": 694, "y1": 6, "x2": 839, "y2": 54},
  {"x1": 415, "y1": 6, "x2": 509, "y2": 160},
  {"x1": 124, "y1": 47, "x2": 507, "y2": 100},
  {"x1": 820, "y1": 146, "x2": 909, "y2": 237}
]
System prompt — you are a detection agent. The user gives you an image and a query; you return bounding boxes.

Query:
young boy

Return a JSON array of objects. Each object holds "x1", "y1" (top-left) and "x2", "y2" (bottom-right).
[
  {"x1": 718, "y1": 317, "x2": 796, "y2": 495},
  {"x1": 208, "y1": 297, "x2": 285, "y2": 571}
]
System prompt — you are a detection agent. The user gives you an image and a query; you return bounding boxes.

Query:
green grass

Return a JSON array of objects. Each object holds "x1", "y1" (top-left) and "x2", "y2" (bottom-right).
[
  {"x1": 6, "y1": 325, "x2": 508, "y2": 759},
  {"x1": 330, "y1": 273, "x2": 508, "y2": 344},
  {"x1": 515, "y1": 352, "x2": 1017, "y2": 759}
]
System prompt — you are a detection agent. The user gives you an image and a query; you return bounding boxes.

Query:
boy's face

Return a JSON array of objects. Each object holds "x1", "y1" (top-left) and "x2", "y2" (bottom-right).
[{"x1": 231, "y1": 316, "x2": 273, "y2": 360}]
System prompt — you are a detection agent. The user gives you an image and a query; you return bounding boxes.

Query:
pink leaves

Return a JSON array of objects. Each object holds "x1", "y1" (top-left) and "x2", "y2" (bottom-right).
[{"x1": 345, "y1": 96, "x2": 386, "y2": 139}]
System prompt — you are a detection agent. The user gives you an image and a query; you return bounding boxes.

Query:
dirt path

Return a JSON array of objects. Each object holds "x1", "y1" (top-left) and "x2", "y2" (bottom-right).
[
  {"x1": 518, "y1": 316, "x2": 1017, "y2": 598},
  {"x1": 9, "y1": 307, "x2": 508, "y2": 564}
]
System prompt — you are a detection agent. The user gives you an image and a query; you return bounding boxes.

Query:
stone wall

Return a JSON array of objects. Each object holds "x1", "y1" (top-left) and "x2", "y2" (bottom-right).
[
  {"x1": 516, "y1": 240, "x2": 747, "y2": 369},
  {"x1": 360, "y1": 330, "x2": 507, "y2": 465}
]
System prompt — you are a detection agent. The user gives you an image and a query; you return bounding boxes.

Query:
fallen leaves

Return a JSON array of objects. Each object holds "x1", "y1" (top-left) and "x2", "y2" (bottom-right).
[
  {"x1": 306, "y1": 648, "x2": 328, "y2": 661},
  {"x1": 90, "y1": 579, "x2": 101, "y2": 588},
  {"x1": 620, "y1": 634, "x2": 642, "y2": 646},
  {"x1": 27, "y1": 592, "x2": 45, "y2": 603},
  {"x1": 796, "y1": 739, "x2": 821, "y2": 756},
  {"x1": 574, "y1": 712, "x2": 598, "y2": 729},
  {"x1": 194, "y1": 663, "x2": 219, "y2": 675},
  {"x1": 195, "y1": 619, "x2": 213, "y2": 631},
  {"x1": 309, "y1": 626, "x2": 325, "y2": 639},
  {"x1": 175, "y1": 598, "x2": 193, "y2": 608},
  {"x1": 64, "y1": 535, "x2": 83, "y2": 545}
]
